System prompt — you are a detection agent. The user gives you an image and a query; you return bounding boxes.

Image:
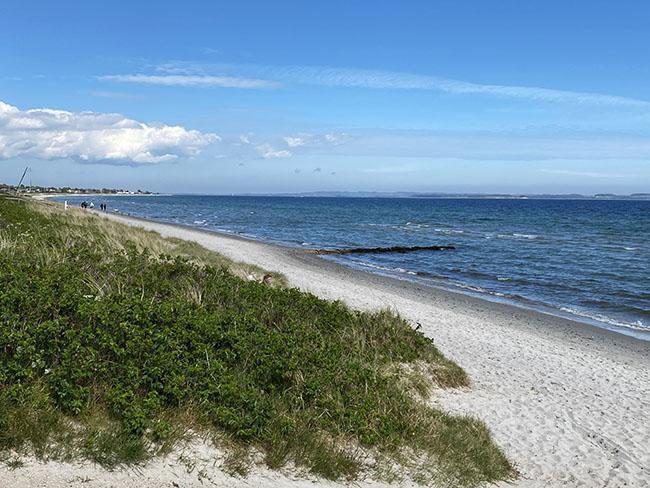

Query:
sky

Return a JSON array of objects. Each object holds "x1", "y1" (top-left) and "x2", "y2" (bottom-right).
[{"x1": 1, "y1": 0, "x2": 649, "y2": 194}]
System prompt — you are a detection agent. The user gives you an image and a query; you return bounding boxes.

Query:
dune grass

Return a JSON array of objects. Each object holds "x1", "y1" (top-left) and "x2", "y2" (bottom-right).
[{"x1": 0, "y1": 195, "x2": 515, "y2": 486}]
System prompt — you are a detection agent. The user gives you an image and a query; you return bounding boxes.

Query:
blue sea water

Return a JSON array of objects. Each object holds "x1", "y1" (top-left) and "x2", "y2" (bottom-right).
[{"x1": 58, "y1": 195, "x2": 650, "y2": 338}]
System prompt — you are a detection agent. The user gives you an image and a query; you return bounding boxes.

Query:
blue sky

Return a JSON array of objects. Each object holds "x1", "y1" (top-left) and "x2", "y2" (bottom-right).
[{"x1": 1, "y1": 0, "x2": 649, "y2": 194}]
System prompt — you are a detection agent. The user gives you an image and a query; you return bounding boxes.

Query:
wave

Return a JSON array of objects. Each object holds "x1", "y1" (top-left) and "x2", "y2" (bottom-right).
[
  {"x1": 340, "y1": 256, "x2": 649, "y2": 334},
  {"x1": 558, "y1": 307, "x2": 648, "y2": 331},
  {"x1": 433, "y1": 228, "x2": 465, "y2": 234},
  {"x1": 496, "y1": 233, "x2": 539, "y2": 240}
]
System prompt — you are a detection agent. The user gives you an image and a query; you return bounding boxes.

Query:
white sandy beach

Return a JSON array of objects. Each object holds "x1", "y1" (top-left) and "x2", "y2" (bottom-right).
[{"x1": 3, "y1": 210, "x2": 649, "y2": 488}]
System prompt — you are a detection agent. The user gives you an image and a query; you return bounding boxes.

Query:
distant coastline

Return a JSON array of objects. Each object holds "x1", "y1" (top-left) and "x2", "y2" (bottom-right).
[{"x1": 227, "y1": 190, "x2": 650, "y2": 200}]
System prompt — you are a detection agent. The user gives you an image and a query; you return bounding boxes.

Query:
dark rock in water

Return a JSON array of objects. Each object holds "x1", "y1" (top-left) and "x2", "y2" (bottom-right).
[{"x1": 306, "y1": 245, "x2": 455, "y2": 255}]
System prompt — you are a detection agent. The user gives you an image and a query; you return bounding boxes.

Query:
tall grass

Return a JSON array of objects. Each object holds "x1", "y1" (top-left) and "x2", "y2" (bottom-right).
[{"x1": 0, "y1": 196, "x2": 515, "y2": 485}]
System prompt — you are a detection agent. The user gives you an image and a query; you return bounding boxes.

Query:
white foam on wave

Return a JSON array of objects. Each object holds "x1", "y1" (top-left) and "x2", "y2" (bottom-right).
[
  {"x1": 353, "y1": 261, "x2": 418, "y2": 276},
  {"x1": 495, "y1": 233, "x2": 539, "y2": 240},
  {"x1": 559, "y1": 306, "x2": 648, "y2": 331},
  {"x1": 452, "y1": 282, "x2": 491, "y2": 294},
  {"x1": 434, "y1": 228, "x2": 464, "y2": 234}
]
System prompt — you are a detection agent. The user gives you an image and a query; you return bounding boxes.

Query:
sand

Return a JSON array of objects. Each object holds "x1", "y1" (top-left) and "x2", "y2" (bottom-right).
[{"x1": 3, "y1": 210, "x2": 649, "y2": 488}]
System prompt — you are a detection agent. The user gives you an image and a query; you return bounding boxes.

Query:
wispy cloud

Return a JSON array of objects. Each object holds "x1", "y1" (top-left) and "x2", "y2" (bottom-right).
[
  {"x1": 124, "y1": 61, "x2": 650, "y2": 108},
  {"x1": 362, "y1": 163, "x2": 421, "y2": 174},
  {"x1": 540, "y1": 169, "x2": 629, "y2": 178},
  {"x1": 98, "y1": 74, "x2": 278, "y2": 89},
  {"x1": 259, "y1": 65, "x2": 650, "y2": 108},
  {"x1": 323, "y1": 129, "x2": 650, "y2": 161},
  {"x1": 89, "y1": 90, "x2": 139, "y2": 100},
  {"x1": 0, "y1": 100, "x2": 218, "y2": 164}
]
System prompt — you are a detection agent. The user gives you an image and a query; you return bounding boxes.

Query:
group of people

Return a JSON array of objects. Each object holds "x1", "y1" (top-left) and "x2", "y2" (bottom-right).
[{"x1": 80, "y1": 201, "x2": 108, "y2": 211}]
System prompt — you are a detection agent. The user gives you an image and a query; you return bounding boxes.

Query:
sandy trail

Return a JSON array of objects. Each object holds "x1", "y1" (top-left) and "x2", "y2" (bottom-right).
[{"x1": 4, "y1": 210, "x2": 649, "y2": 488}]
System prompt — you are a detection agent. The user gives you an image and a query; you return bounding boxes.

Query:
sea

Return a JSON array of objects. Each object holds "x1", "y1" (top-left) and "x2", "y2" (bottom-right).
[{"x1": 57, "y1": 195, "x2": 650, "y2": 339}]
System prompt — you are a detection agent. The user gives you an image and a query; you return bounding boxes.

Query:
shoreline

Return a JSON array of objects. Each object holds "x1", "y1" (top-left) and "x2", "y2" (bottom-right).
[
  {"x1": 107, "y1": 209, "x2": 650, "y2": 349},
  {"x1": 48, "y1": 193, "x2": 649, "y2": 342}
]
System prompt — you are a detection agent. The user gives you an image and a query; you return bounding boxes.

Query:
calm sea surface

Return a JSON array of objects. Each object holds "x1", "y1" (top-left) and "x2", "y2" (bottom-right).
[{"x1": 58, "y1": 195, "x2": 650, "y2": 339}]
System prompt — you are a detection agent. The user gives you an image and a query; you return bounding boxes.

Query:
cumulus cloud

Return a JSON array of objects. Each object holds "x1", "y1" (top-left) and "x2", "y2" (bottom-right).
[
  {"x1": 0, "y1": 100, "x2": 218, "y2": 164},
  {"x1": 255, "y1": 143, "x2": 291, "y2": 159},
  {"x1": 283, "y1": 136, "x2": 307, "y2": 147}
]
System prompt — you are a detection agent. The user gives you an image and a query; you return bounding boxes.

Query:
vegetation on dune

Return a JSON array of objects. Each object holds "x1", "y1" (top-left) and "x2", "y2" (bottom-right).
[{"x1": 0, "y1": 196, "x2": 514, "y2": 486}]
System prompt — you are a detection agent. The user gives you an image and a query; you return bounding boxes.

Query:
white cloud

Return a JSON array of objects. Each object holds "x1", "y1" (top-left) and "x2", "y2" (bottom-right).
[
  {"x1": 324, "y1": 133, "x2": 345, "y2": 144},
  {"x1": 255, "y1": 143, "x2": 291, "y2": 159},
  {"x1": 99, "y1": 74, "x2": 278, "y2": 89},
  {"x1": 282, "y1": 132, "x2": 349, "y2": 149},
  {"x1": 0, "y1": 100, "x2": 218, "y2": 164},
  {"x1": 283, "y1": 135, "x2": 307, "y2": 147}
]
